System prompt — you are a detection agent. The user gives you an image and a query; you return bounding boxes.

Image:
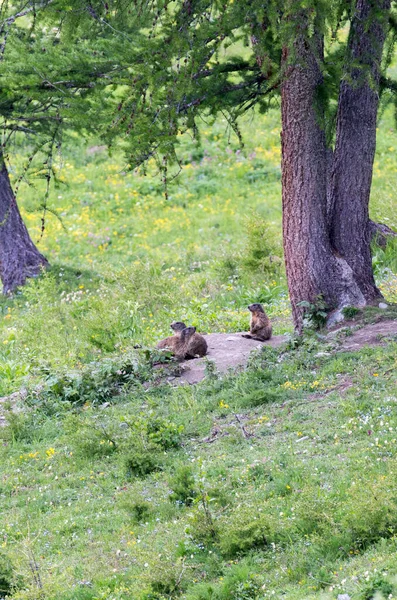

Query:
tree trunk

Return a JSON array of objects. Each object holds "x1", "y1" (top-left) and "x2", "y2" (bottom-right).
[
  {"x1": 0, "y1": 155, "x2": 49, "y2": 294},
  {"x1": 329, "y1": 0, "x2": 390, "y2": 301},
  {"x1": 281, "y1": 23, "x2": 365, "y2": 331}
]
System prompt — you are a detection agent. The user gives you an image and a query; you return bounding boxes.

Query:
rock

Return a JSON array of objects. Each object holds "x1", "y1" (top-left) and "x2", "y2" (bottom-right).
[
  {"x1": 337, "y1": 595, "x2": 351, "y2": 600},
  {"x1": 327, "y1": 309, "x2": 345, "y2": 328},
  {"x1": 379, "y1": 302, "x2": 388, "y2": 310}
]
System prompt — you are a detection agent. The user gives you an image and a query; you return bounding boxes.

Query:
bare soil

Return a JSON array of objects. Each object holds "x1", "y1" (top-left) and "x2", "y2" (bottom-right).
[
  {"x1": 174, "y1": 332, "x2": 286, "y2": 385},
  {"x1": 176, "y1": 319, "x2": 397, "y2": 385},
  {"x1": 338, "y1": 320, "x2": 397, "y2": 351}
]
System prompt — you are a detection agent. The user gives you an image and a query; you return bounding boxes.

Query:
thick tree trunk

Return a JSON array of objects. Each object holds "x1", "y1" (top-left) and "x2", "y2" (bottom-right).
[
  {"x1": 0, "y1": 155, "x2": 48, "y2": 294},
  {"x1": 329, "y1": 0, "x2": 390, "y2": 301},
  {"x1": 281, "y1": 26, "x2": 365, "y2": 331}
]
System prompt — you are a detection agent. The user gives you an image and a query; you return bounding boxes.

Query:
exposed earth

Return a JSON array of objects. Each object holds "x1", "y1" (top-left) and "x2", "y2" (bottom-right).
[
  {"x1": 175, "y1": 319, "x2": 397, "y2": 385},
  {"x1": 175, "y1": 332, "x2": 286, "y2": 384}
]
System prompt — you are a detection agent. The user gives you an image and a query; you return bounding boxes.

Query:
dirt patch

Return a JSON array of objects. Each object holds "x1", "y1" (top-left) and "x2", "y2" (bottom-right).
[
  {"x1": 174, "y1": 332, "x2": 287, "y2": 385},
  {"x1": 175, "y1": 319, "x2": 397, "y2": 385},
  {"x1": 338, "y1": 320, "x2": 397, "y2": 351}
]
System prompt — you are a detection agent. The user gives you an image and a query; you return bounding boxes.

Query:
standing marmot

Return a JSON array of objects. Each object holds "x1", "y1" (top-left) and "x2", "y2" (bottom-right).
[
  {"x1": 242, "y1": 303, "x2": 272, "y2": 341},
  {"x1": 156, "y1": 325, "x2": 201, "y2": 360},
  {"x1": 170, "y1": 321, "x2": 208, "y2": 358}
]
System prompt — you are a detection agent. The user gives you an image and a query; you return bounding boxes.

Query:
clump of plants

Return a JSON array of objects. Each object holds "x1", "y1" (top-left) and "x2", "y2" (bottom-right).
[
  {"x1": 342, "y1": 305, "x2": 362, "y2": 319},
  {"x1": 169, "y1": 465, "x2": 198, "y2": 505},
  {"x1": 64, "y1": 410, "x2": 184, "y2": 480},
  {"x1": 298, "y1": 296, "x2": 328, "y2": 330},
  {"x1": 243, "y1": 213, "x2": 283, "y2": 275},
  {"x1": 32, "y1": 350, "x2": 155, "y2": 407},
  {"x1": 361, "y1": 573, "x2": 394, "y2": 600},
  {"x1": 218, "y1": 509, "x2": 270, "y2": 558},
  {"x1": 123, "y1": 441, "x2": 162, "y2": 479},
  {"x1": 0, "y1": 552, "x2": 17, "y2": 597}
]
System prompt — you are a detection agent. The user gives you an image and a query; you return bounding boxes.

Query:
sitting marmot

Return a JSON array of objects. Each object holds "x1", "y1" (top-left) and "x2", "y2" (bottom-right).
[
  {"x1": 170, "y1": 321, "x2": 208, "y2": 358},
  {"x1": 173, "y1": 326, "x2": 197, "y2": 359},
  {"x1": 156, "y1": 325, "x2": 200, "y2": 360},
  {"x1": 242, "y1": 303, "x2": 272, "y2": 341},
  {"x1": 156, "y1": 324, "x2": 184, "y2": 350}
]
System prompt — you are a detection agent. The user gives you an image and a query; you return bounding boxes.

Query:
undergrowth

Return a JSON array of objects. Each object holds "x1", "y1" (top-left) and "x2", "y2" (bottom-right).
[
  {"x1": 0, "y1": 100, "x2": 396, "y2": 600},
  {"x1": 2, "y1": 338, "x2": 397, "y2": 599}
]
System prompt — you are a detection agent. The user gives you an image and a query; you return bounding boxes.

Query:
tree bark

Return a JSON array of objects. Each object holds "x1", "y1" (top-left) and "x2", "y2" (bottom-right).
[
  {"x1": 329, "y1": 0, "x2": 390, "y2": 301},
  {"x1": 0, "y1": 154, "x2": 49, "y2": 294},
  {"x1": 281, "y1": 23, "x2": 365, "y2": 331}
]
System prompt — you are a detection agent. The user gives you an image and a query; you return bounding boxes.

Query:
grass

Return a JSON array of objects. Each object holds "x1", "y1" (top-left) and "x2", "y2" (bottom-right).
[
  {"x1": 2, "y1": 338, "x2": 397, "y2": 599},
  {"x1": 0, "y1": 105, "x2": 396, "y2": 395},
  {"x1": 0, "y1": 103, "x2": 397, "y2": 599}
]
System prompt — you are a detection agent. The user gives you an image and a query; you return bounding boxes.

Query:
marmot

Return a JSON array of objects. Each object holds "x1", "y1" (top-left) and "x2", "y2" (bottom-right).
[
  {"x1": 156, "y1": 322, "x2": 185, "y2": 351},
  {"x1": 170, "y1": 321, "x2": 208, "y2": 358},
  {"x1": 173, "y1": 326, "x2": 197, "y2": 359},
  {"x1": 242, "y1": 303, "x2": 272, "y2": 341},
  {"x1": 156, "y1": 325, "x2": 199, "y2": 360}
]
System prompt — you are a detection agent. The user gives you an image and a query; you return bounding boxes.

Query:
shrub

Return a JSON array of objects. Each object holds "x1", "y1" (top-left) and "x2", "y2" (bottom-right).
[
  {"x1": 342, "y1": 306, "x2": 361, "y2": 319},
  {"x1": 298, "y1": 296, "x2": 328, "y2": 330},
  {"x1": 187, "y1": 508, "x2": 219, "y2": 545},
  {"x1": 36, "y1": 351, "x2": 148, "y2": 407},
  {"x1": 129, "y1": 501, "x2": 152, "y2": 524},
  {"x1": 361, "y1": 573, "x2": 394, "y2": 600},
  {"x1": 243, "y1": 213, "x2": 282, "y2": 275},
  {"x1": 146, "y1": 417, "x2": 184, "y2": 450},
  {"x1": 123, "y1": 442, "x2": 162, "y2": 479},
  {"x1": 169, "y1": 465, "x2": 197, "y2": 505},
  {"x1": 185, "y1": 562, "x2": 263, "y2": 600},
  {"x1": 218, "y1": 510, "x2": 270, "y2": 558},
  {"x1": 0, "y1": 410, "x2": 36, "y2": 443},
  {"x1": 0, "y1": 552, "x2": 15, "y2": 597},
  {"x1": 65, "y1": 418, "x2": 119, "y2": 458}
]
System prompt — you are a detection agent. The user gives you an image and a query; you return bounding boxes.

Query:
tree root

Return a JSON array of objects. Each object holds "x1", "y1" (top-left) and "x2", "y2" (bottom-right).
[{"x1": 369, "y1": 220, "x2": 397, "y2": 248}]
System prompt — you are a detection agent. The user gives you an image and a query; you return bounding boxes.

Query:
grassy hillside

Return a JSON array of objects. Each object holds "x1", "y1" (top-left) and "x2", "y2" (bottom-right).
[
  {"x1": 1, "y1": 106, "x2": 397, "y2": 599},
  {"x1": 2, "y1": 330, "x2": 397, "y2": 599},
  {"x1": 0, "y1": 106, "x2": 397, "y2": 395}
]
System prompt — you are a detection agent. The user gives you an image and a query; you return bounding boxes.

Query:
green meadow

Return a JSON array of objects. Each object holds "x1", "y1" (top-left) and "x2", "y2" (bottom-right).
[{"x1": 1, "y1": 105, "x2": 397, "y2": 599}]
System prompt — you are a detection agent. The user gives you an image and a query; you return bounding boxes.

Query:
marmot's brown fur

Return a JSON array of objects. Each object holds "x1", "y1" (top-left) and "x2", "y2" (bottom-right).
[
  {"x1": 171, "y1": 321, "x2": 208, "y2": 358},
  {"x1": 156, "y1": 324, "x2": 198, "y2": 360},
  {"x1": 173, "y1": 326, "x2": 197, "y2": 359},
  {"x1": 156, "y1": 322, "x2": 184, "y2": 350},
  {"x1": 242, "y1": 303, "x2": 272, "y2": 341}
]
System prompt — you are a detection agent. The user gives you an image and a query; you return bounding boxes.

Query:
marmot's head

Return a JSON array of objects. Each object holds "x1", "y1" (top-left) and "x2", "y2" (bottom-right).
[
  {"x1": 180, "y1": 326, "x2": 196, "y2": 341},
  {"x1": 248, "y1": 303, "x2": 264, "y2": 313},
  {"x1": 171, "y1": 321, "x2": 187, "y2": 332}
]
